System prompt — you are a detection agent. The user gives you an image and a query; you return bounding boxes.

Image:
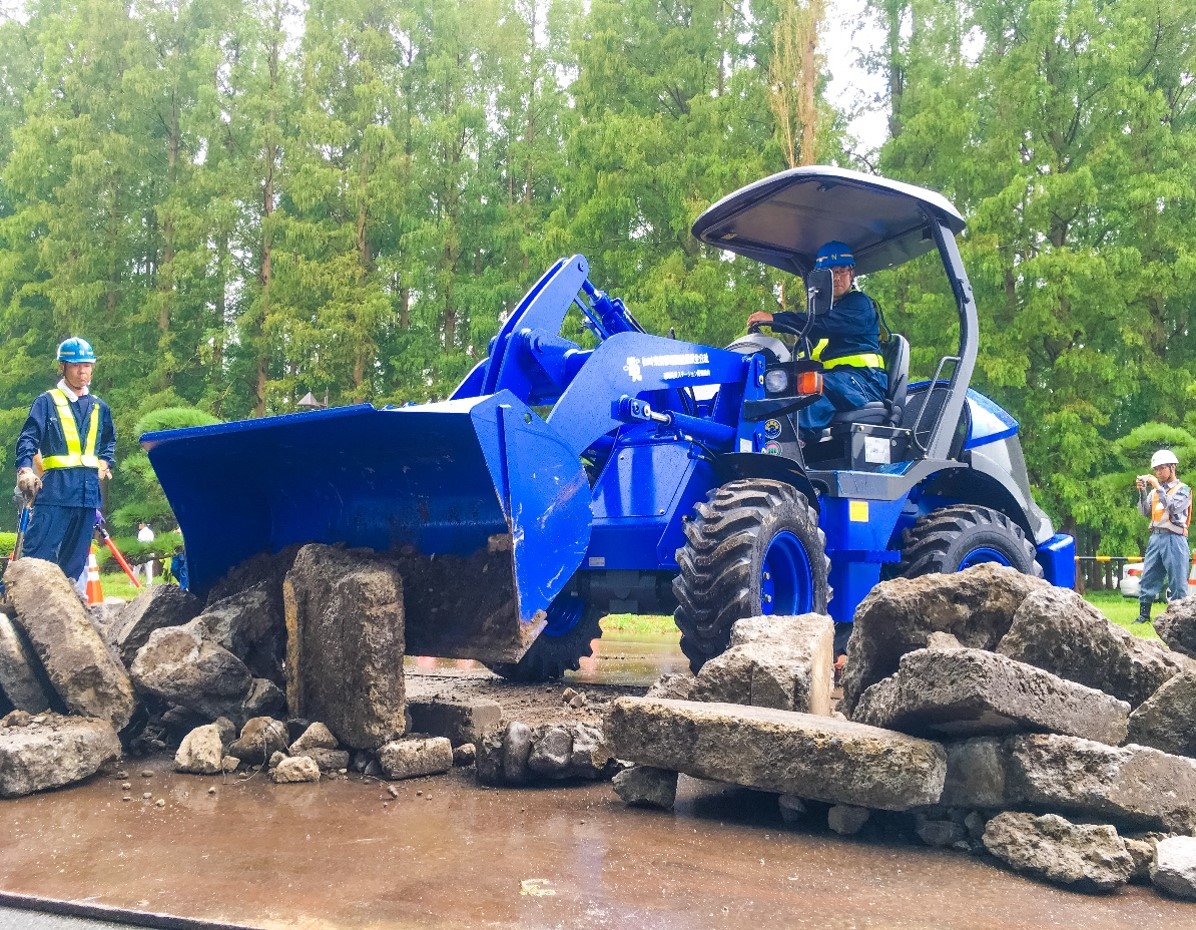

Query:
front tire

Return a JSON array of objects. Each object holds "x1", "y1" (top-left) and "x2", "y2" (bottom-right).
[
  {"x1": 673, "y1": 479, "x2": 830, "y2": 672},
  {"x1": 485, "y1": 597, "x2": 604, "y2": 683},
  {"x1": 899, "y1": 505, "x2": 1042, "y2": 577}
]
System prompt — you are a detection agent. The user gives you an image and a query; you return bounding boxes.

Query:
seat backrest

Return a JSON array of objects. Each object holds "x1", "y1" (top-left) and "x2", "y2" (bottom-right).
[{"x1": 884, "y1": 333, "x2": 910, "y2": 423}]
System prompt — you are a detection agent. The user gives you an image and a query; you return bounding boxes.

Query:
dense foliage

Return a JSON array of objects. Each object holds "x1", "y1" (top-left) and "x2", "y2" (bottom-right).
[{"x1": 0, "y1": 0, "x2": 1193, "y2": 557}]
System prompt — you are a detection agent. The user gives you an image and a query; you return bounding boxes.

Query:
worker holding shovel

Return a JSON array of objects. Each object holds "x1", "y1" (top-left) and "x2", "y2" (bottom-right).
[{"x1": 14, "y1": 338, "x2": 116, "y2": 590}]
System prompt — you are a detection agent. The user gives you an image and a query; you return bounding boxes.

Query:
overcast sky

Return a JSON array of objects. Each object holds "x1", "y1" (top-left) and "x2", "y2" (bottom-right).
[{"x1": 822, "y1": 0, "x2": 889, "y2": 154}]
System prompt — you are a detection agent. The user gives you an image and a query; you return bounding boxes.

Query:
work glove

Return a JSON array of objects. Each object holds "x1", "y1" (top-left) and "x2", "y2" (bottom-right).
[{"x1": 16, "y1": 469, "x2": 41, "y2": 499}]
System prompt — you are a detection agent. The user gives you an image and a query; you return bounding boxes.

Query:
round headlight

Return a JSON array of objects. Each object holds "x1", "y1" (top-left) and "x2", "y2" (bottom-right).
[{"x1": 764, "y1": 369, "x2": 790, "y2": 394}]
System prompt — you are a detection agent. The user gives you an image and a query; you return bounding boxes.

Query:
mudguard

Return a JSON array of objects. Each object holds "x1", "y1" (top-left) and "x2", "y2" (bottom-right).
[{"x1": 142, "y1": 393, "x2": 592, "y2": 663}]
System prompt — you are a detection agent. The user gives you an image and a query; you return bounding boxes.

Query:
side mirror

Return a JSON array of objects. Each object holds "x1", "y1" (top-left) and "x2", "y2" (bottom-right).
[{"x1": 805, "y1": 267, "x2": 833, "y2": 315}]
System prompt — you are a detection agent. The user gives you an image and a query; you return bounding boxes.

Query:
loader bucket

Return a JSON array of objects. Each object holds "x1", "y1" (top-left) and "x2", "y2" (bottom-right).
[{"x1": 142, "y1": 393, "x2": 593, "y2": 663}]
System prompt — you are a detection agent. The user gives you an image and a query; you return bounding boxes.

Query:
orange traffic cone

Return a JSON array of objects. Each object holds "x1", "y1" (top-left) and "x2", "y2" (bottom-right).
[{"x1": 85, "y1": 545, "x2": 104, "y2": 606}]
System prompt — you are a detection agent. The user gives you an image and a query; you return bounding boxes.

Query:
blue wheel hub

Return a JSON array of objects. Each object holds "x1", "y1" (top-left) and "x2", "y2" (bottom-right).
[
  {"x1": 958, "y1": 547, "x2": 1013, "y2": 570},
  {"x1": 760, "y1": 530, "x2": 815, "y2": 615}
]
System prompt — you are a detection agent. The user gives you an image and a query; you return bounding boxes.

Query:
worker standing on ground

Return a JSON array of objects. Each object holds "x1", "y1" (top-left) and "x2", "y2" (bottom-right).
[
  {"x1": 1135, "y1": 449, "x2": 1192, "y2": 624},
  {"x1": 746, "y1": 240, "x2": 887, "y2": 439},
  {"x1": 136, "y1": 521, "x2": 156, "y2": 584},
  {"x1": 15, "y1": 338, "x2": 116, "y2": 588}
]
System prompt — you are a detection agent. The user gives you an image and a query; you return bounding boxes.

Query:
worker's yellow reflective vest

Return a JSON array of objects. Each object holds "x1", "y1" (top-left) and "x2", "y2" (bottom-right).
[
  {"x1": 39, "y1": 389, "x2": 101, "y2": 470},
  {"x1": 805, "y1": 338, "x2": 885, "y2": 371}
]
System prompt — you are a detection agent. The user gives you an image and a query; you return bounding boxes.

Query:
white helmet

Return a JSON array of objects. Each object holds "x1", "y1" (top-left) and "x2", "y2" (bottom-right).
[{"x1": 1151, "y1": 449, "x2": 1179, "y2": 469}]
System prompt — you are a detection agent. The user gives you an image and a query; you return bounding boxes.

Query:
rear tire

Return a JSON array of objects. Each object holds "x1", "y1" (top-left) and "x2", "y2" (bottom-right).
[
  {"x1": 899, "y1": 505, "x2": 1042, "y2": 577},
  {"x1": 485, "y1": 600, "x2": 604, "y2": 683},
  {"x1": 673, "y1": 479, "x2": 829, "y2": 672}
]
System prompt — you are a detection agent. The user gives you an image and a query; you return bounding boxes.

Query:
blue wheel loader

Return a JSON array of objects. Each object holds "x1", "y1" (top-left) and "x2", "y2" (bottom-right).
[{"x1": 142, "y1": 166, "x2": 1075, "y2": 680}]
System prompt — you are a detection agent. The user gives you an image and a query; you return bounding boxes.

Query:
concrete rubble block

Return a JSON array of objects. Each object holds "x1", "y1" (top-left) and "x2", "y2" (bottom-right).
[
  {"x1": 283, "y1": 544, "x2": 406, "y2": 750},
  {"x1": 241, "y1": 678, "x2": 286, "y2": 722},
  {"x1": 840, "y1": 564, "x2": 1051, "y2": 715},
  {"x1": 0, "y1": 711, "x2": 121, "y2": 798},
  {"x1": 982, "y1": 811, "x2": 1134, "y2": 893},
  {"x1": 230, "y1": 716, "x2": 290, "y2": 764},
  {"x1": 612, "y1": 765, "x2": 678, "y2": 809},
  {"x1": 689, "y1": 614, "x2": 833, "y2": 714},
  {"x1": 1151, "y1": 835, "x2": 1196, "y2": 900},
  {"x1": 827, "y1": 804, "x2": 870, "y2": 835},
  {"x1": 1127, "y1": 671, "x2": 1196, "y2": 757},
  {"x1": 0, "y1": 611, "x2": 54, "y2": 713},
  {"x1": 644, "y1": 672, "x2": 695, "y2": 701},
  {"x1": 475, "y1": 729, "x2": 505, "y2": 785},
  {"x1": 377, "y1": 736, "x2": 453, "y2": 780},
  {"x1": 607, "y1": 697, "x2": 946, "y2": 811},
  {"x1": 407, "y1": 698, "x2": 502, "y2": 745},
  {"x1": 452, "y1": 743, "x2": 475, "y2": 767},
  {"x1": 567, "y1": 723, "x2": 612, "y2": 779},
  {"x1": 500, "y1": 721, "x2": 533, "y2": 783},
  {"x1": 111, "y1": 585, "x2": 202, "y2": 667},
  {"x1": 131, "y1": 626, "x2": 253, "y2": 721},
  {"x1": 1008, "y1": 733, "x2": 1196, "y2": 833},
  {"x1": 914, "y1": 814, "x2": 968, "y2": 848},
  {"x1": 527, "y1": 726, "x2": 573, "y2": 776},
  {"x1": 272, "y1": 755, "x2": 320, "y2": 783},
  {"x1": 289, "y1": 721, "x2": 339, "y2": 754},
  {"x1": 778, "y1": 794, "x2": 808, "y2": 824},
  {"x1": 852, "y1": 647, "x2": 1130, "y2": 745},
  {"x1": 175, "y1": 722, "x2": 228, "y2": 775},
  {"x1": 939, "y1": 737, "x2": 1010, "y2": 809},
  {"x1": 297, "y1": 748, "x2": 350, "y2": 773},
  {"x1": 996, "y1": 586, "x2": 1183, "y2": 708},
  {"x1": 1123, "y1": 837, "x2": 1155, "y2": 883},
  {"x1": 191, "y1": 582, "x2": 285, "y2": 684},
  {"x1": 1156, "y1": 599, "x2": 1196, "y2": 660},
  {"x1": 5, "y1": 559, "x2": 137, "y2": 731}
]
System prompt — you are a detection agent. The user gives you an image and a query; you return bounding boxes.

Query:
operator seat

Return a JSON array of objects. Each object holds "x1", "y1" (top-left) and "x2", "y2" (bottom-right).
[{"x1": 829, "y1": 333, "x2": 909, "y2": 429}]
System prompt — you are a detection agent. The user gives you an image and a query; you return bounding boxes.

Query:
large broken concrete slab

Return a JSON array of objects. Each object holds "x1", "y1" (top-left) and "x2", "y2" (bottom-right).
[
  {"x1": 109, "y1": 585, "x2": 202, "y2": 667},
  {"x1": 1156, "y1": 599, "x2": 1196, "y2": 661},
  {"x1": 5, "y1": 559, "x2": 136, "y2": 731},
  {"x1": 1152, "y1": 836, "x2": 1196, "y2": 900},
  {"x1": 1126, "y1": 671, "x2": 1196, "y2": 757},
  {"x1": 131, "y1": 625, "x2": 253, "y2": 720},
  {"x1": 284, "y1": 544, "x2": 406, "y2": 750},
  {"x1": 982, "y1": 811, "x2": 1134, "y2": 894},
  {"x1": 852, "y1": 647, "x2": 1129, "y2": 744},
  {"x1": 840, "y1": 564, "x2": 1051, "y2": 715},
  {"x1": 0, "y1": 611, "x2": 54, "y2": 713},
  {"x1": 997, "y1": 586, "x2": 1183, "y2": 707},
  {"x1": 944, "y1": 732, "x2": 1196, "y2": 832},
  {"x1": 689, "y1": 614, "x2": 833, "y2": 714},
  {"x1": 607, "y1": 697, "x2": 946, "y2": 811},
  {"x1": 193, "y1": 582, "x2": 285, "y2": 684},
  {"x1": 0, "y1": 710, "x2": 121, "y2": 798}
]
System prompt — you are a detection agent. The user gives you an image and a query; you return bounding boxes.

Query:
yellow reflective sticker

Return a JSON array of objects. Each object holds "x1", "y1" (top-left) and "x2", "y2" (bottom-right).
[{"x1": 849, "y1": 500, "x2": 869, "y2": 522}]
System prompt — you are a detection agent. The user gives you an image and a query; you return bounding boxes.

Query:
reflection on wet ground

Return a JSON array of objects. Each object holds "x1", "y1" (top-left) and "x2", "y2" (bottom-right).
[
  {"x1": 1, "y1": 761, "x2": 1187, "y2": 930},
  {"x1": 3, "y1": 630, "x2": 1192, "y2": 929},
  {"x1": 408, "y1": 629, "x2": 689, "y2": 687}
]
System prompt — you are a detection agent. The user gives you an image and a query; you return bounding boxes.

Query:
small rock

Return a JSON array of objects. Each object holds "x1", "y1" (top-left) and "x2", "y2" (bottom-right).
[
  {"x1": 386, "y1": 785, "x2": 399, "y2": 799},
  {"x1": 568, "y1": 693, "x2": 587, "y2": 708},
  {"x1": 121, "y1": 782, "x2": 131, "y2": 791},
  {"x1": 154, "y1": 798, "x2": 165, "y2": 808},
  {"x1": 828, "y1": 805, "x2": 871, "y2": 835},
  {"x1": 208, "y1": 787, "x2": 217, "y2": 795},
  {"x1": 142, "y1": 792, "x2": 152, "y2": 800},
  {"x1": 452, "y1": 743, "x2": 476, "y2": 767},
  {"x1": 140, "y1": 770, "x2": 153, "y2": 778}
]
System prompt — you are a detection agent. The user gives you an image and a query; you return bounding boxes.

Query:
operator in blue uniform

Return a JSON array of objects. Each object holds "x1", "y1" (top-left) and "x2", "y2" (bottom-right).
[
  {"x1": 747, "y1": 240, "x2": 886, "y2": 439},
  {"x1": 15, "y1": 337, "x2": 116, "y2": 586}
]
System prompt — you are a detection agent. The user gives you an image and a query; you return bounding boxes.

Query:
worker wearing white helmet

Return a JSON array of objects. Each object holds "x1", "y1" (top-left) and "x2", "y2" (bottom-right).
[{"x1": 1134, "y1": 448, "x2": 1191, "y2": 624}]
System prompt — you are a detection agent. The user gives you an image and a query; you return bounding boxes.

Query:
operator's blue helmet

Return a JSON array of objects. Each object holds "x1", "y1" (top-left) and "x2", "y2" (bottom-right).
[
  {"x1": 814, "y1": 241, "x2": 856, "y2": 269},
  {"x1": 57, "y1": 337, "x2": 97, "y2": 364}
]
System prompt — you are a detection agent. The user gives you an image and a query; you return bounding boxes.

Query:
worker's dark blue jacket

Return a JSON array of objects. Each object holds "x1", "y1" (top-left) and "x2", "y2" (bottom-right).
[
  {"x1": 16, "y1": 388, "x2": 116, "y2": 507},
  {"x1": 772, "y1": 290, "x2": 883, "y2": 368}
]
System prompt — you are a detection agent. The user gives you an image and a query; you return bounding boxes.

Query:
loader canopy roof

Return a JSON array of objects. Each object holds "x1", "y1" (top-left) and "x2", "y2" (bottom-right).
[{"x1": 691, "y1": 165, "x2": 966, "y2": 276}]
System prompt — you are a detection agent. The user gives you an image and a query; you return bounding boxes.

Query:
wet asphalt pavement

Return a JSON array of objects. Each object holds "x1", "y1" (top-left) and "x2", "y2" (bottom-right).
[{"x1": 1, "y1": 636, "x2": 1193, "y2": 929}]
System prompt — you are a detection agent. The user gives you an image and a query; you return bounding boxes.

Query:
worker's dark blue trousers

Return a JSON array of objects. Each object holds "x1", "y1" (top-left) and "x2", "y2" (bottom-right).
[
  {"x1": 22, "y1": 503, "x2": 95, "y2": 587},
  {"x1": 1139, "y1": 529, "x2": 1191, "y2": 603}
]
